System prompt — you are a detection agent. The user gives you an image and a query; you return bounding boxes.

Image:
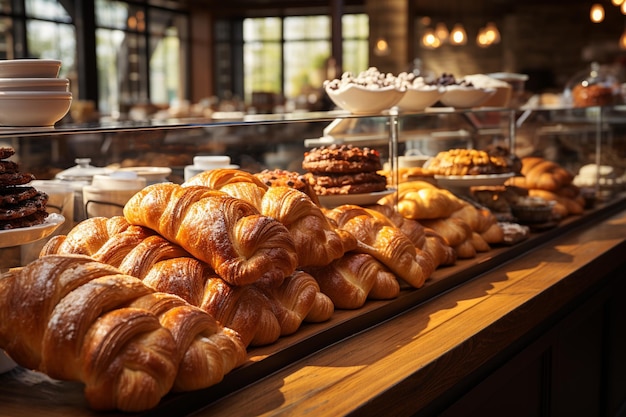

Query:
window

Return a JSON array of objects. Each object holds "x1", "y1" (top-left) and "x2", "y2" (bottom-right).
[{"x1": 240, "y1": 14, "x2": 369, "y2": 104}]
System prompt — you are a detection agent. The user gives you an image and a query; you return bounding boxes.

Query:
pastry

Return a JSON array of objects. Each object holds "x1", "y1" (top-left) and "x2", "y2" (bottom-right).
[{"x1": 123, "y1": 182, "x2": 298, "y2": 287}]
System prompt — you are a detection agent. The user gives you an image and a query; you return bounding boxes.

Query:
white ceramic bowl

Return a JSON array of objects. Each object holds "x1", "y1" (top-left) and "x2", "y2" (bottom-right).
[
  {"x1": 396, "y1": 86, "x2": 444, "y2": 111},
  {"x1": 117, "y1": 166, "x2": 172, "y2": 185},
  {"x1": 0, "y1": 91, "x2": 72, "y2": 126},
  {"x1": 0, "y1": 59, "x2": 61, "y2": 78},
  {"x1": 440, "y1": 86, "x2": 495, "y2": 108},
  {"x1": 0, "y1": 77, "x2": 69, "y2": 92},
  {"x1": 325, "y1": 84, "x2": 405, "y2": 114}
]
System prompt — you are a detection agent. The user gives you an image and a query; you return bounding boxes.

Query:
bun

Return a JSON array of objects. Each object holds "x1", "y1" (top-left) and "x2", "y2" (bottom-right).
[
  {"x1": 123, "y1": 183, "x2": 298, "y2": 287},
  {"x1": 379, "y1": 181, "x2": 464, "y2": 220}
]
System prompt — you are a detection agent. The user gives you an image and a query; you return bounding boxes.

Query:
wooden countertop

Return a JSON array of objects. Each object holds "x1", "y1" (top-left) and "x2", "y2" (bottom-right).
[{"x1": 1, "y1": 201, "x2": 625, "y2": 417}]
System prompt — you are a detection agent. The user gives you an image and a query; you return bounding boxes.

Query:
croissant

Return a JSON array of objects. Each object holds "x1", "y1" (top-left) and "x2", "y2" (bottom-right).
[
  {"x1": 423, "y1": 229, "x2": 457, "y2": 267},
  {"x1": 184, "y1": 168, "x2": 268, "y2": 208},
  {"x1": 0, "y1": 254, "x2": 246, "y2": 412},
  {"x1": 305, "y1": 253, "x2": 400, "y2": 309},
  {"x1": 123, "y1": 183, "x2": 298, "y2": 287},
  {"x1": 325, "y1": 205, "x2": 436, "y2": 288},
  {"x1": 379, "y1": 181, "x2": 464, "y2": 220},
  {"x1": 260, "y1": 186, "x2": 357, "y2": 266}
]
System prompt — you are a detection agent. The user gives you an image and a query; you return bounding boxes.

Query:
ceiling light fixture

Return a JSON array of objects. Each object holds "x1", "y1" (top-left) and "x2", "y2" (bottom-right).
[
  {"x1": 590, "y1": 3, "x2": 605, "y2": 22},
  {"x1": 449, "y1": 23, "x2": 467, "y2": 45}
]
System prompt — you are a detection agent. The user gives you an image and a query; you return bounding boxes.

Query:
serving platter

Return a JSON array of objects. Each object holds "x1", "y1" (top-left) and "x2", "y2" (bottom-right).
[
  {"x1": 0, "y1": 213, "x2": 64, "y2": 249},
  {"x1": 317, "y1": 188, "x2": 396, "y2": 208}
]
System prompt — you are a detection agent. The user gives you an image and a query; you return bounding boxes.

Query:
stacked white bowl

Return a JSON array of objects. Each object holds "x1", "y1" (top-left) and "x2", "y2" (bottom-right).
[{"x1": 0, "y1": 59, "x2": 72, "y2": 127}]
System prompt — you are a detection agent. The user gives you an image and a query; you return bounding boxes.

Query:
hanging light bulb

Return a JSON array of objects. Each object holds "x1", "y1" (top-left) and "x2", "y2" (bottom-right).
[
  {"x1": 422, "y1": 28, "x2": 441, "y2": 49},
  {"x1": 449, "y1": 23, "x2": 467, "y2": 45},
  {"x1": 483, "y1": 22, "x2": 501, "y2": 44},
  {"x1": 476, "y1": 27, "x2": 489, "y2": 48},
  {"x1": 590, "y1": 4, "x2": 605, "y2": 22},
  {"x1": 435, "y1": 22, "x2": 449, "y2": 43},
  {"x1": 373, "y1": 37, "x2": 390, "y2": 56},
  {"x1": 622, "y1": 1, "x2": 626, "y2": 14},
  {"x1": 612, "y1": 0, "x2": 624, "y2": 6}
]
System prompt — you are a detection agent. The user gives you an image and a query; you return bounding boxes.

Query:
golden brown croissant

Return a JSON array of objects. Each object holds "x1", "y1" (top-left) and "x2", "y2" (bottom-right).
[
  {"x1": 325, "y1": 205, "x2": 436, "y2": 288},
  {"x1": 0, "y1": 254, "x2": 245, "y2": 412},
  {"x1": 378, "y1": 181, "x2": 465, "y2": 220},
  {"x1": 423, "y1": 229, "x2": 457, "y2": 267},
  {"x1": 260, "y1": 186, "x2": 357, "y2": 266},
  {"x1": 123, "y1": 183, "x2": 298, "y2": 287},
  {"x1": 305, "y1": 253, "x2": 400, "y2": 309},
  {"x1": 184, "y1": 168, "x2": 268, "y2": 208}
]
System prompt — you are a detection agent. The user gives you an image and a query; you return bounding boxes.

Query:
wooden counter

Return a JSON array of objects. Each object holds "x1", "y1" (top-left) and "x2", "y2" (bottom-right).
[{"x1": 1, "y1": 201, "x2": 626, "y2": 416}]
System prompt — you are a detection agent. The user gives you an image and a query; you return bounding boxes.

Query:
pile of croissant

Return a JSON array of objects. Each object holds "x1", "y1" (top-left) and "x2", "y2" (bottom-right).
[{"x1": 0, "y1": 168, "x2": 500, "y2": 412}]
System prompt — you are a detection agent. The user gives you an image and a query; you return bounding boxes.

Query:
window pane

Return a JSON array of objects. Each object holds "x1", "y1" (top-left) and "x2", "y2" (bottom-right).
[
  {"x1": 244, "y1": 41, "x2": 281, "y2": 100},
  {"x1": 343, "y1": 39, "x2": 368, "y2": 74},
  {"x1": 284, "y1": 16, "x2": 329, "y2": 40},
  {"x1": 96, "y1": 0, "x2": 129, "y2": 30},
  {"x1": 27, "y1": 20, "x2": 75, "y2": 77},
  {"x1": 342, "y1": 14, "x2": 368, "y2": 38},
  {"x1": 0, "y1": 17, "x2": 12, "y2": 58},
  {"x1": 150, "y1": 26, "x2": 180, "y2": 105},
  {"x1": 284, "y1": 40, "x2": 329, "y2": 97},
  {"x1": 25, "y1": 0, "x2": 71, "y2": 22},
  {"x1": 243, "y1": 17, "x2": 280, "y2": 42}
]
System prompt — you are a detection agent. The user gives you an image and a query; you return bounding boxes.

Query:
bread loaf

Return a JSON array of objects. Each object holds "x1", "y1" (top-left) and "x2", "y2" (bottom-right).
[{"x1": 123, "y1": 183, "x2": 298, "y2": 287}]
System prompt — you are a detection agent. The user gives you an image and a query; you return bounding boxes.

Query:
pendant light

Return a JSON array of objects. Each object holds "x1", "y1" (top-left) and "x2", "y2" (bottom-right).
[
  {"x1": 373, "y1": 37, "x2": 390, "y2": 56},
  {"x1": 483, "y1": 21, "x2": 501, "y2": 44},
  {"x1": 620, "y1": 28, "x2": 626, "y2": 49},
  {"x1": 590, "y1": 3, "x2": 605, "y2": 22},
  {"x1": 422, "y1": 28, "x2": 441, "y2": 49},
  {"x1": 449, "y1": 23, "x2": 467, "y2": 45},
  {"x1": 476, "y1": 27, "x2": 489, "y2": 48},
  {"x1": 435, "y1": 22, "x2": 449, "y2": 43},
  {"x1": 612, "y1": 0, "x2": 624, "y2": 6}
]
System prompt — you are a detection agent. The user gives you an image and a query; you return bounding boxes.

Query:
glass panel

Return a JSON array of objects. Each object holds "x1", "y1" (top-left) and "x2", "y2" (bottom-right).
[
  {"x1": 25, "y1": 0, "x2": 71, "y2": 22},
  {"x1": 26, "y1": 20, "x2": 75, "y2": 77},
  {"x1": 284, "y1": 16, "x2": 329, "y2": 41},
  {"x1": 0, "y1": 17, "x2": 12, "y2": 59},
  {"x1": 283, "y1": 40, "x2": 330, "y2": 97},
  {"x1": 244, "y1": 41, "x2": 281, "y2": 101},
  {"x1": 243, "y1": 17, "x2": 280, "y2": 42}
]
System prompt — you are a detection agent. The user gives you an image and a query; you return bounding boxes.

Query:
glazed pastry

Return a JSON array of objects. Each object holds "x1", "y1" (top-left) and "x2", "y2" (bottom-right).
[{"x1": 378, "y1": 181, "x2": 465, "y2": 220}]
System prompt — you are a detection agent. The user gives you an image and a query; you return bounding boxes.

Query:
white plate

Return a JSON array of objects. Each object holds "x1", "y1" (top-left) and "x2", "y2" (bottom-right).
[
  {"x1": 435, "y1": 172, "x2": 515, "y2": 188},
  {"x1": 0, "y1": 213, "x2": 65, "y2": 249},
  {"x1": 318, "y1": 188, "x2": 396, "y2": 208}
]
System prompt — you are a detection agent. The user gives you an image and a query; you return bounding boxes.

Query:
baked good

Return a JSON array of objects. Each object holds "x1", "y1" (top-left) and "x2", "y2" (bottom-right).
[
  {"x1": 572, "y1": 83, "x2": 616, "y2": 107},
  {"x1": 184, "y1": 168, "x2": 268, "y2": 208},
  {"x1": 0, "y1": 254, "x2": 247, "y2": 411},
  {"x1": 302, "y1": 144, "x2": 388, "y2": 196},
  {"x1": 325, "y1": 204, "x2": 436, "y2": 288},
  {"x1": 0, "y1": 147, "x2": 49, "y2": 230},
  {"x1": 498, "y1": 221, "x2": 530, "y2": 245},
  {"x1": 123, "y1": 182, "x2": 298, "y2": 287},
  {"x1": 425, "y1": 147, "x2": 519, "y2": 176},
  {"x1": 254, "y1": 168, "x2": 321, "y2": 205},
  {"x1": 378, "y1": 180, "x2": 464, "y2": 220},
  {"x1": 506, "y1": 157, "x2": 574, "y2": 191},
  {"x1": 305, "y1": 253, "x2": 400, "y2": 309}
]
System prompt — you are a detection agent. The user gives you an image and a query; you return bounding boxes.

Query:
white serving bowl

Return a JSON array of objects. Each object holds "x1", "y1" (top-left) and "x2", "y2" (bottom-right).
[
  {"x1": 396, "y1": 86, "x2": 444, "y2": 111},
  {"x1": 439, "y1": 86, "x2": 495, "y2": 108},
  {"x1": 117, "y1": 166, "x2": 172, "y2": 185},
  {"x1": 0, "y1": 77, "x2": 69, "y2": 92},
  {"x1": 325, "y1": 84, "x2": 405, "y2": 114},
  {"x1": 0, "y1": 91, "x2": 72, "y2": 126},
  {"x1": 0, "y1": 59, "x2": 62, "y2": 78}
]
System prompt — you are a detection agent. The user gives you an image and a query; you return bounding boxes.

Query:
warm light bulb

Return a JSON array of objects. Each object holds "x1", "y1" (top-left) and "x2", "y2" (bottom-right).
[
  {"x1": 435, "y1": 22, "x2": 449, "y2": 42},
  {"x1": 590, "y1": 4, "x2": 605, "y2": 22},
  {"x1": 374, "y1": 37, "x2": 390, "y2": 56},
  {"x1": 422, "y1": 28, "x2": 441, "y2": 49},
  {"x1": 477, "y1": 27, "x2": 489, "y2": 47},
  {"x1": 622, "y1": 1, "x2": 626, "y2": 14},
  {"x1": 449, "y1": 23, "x2": 467, "y2": 45},
  {"x1": 612, "y1": 0, "x2": 624, "y2": 6},
  {"x1": 484, "y1": 22, "x2": 501, "y2": 44}
]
